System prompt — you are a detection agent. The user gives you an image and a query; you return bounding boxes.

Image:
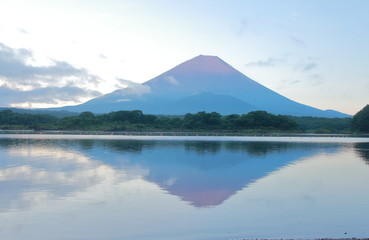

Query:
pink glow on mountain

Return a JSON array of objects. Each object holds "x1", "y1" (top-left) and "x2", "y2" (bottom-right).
[
  {"x1": 172, "y1": 189, "x2": 235, "y2": 207},
  {"x1": 170, "y1": 55, "x2": 237, "y2": 74}
]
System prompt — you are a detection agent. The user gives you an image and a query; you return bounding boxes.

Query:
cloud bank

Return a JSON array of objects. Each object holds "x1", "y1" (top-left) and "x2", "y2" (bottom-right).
[
  {"x1": 0, "y1": 85, "x2": 101, "y2": 108},
  {"x1": 115, "y1": 78, "x2": 151, "y2": 96},
  {"x1": 0, "y1": 42, "x2": 102, "y2": 107},
  {"x1": 245, "y1": 57, "x2": 285, "y2": 67}
]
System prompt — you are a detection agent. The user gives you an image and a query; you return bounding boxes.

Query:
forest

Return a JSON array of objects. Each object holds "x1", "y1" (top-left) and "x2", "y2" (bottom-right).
[{"x1": 0, "y1": 109, "x2": 356, "y2": 133}]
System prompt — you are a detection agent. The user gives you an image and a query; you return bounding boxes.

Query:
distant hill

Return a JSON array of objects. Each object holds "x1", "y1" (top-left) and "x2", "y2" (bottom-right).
[
  {"x1": 53, "y1": 55, "x2": 350, "y2": 118},
  {"x1": 0, "y1": 107, "x2": 78, "y2": 117}
]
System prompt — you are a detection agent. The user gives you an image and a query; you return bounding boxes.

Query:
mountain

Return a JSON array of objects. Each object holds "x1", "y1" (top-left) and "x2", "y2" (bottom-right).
[
  {"x1": 57, "y1": 55, "x2": 350, "y2": 117},
  {"x1": 0, "y1": 107, "x2": 78, "y2": 117}
]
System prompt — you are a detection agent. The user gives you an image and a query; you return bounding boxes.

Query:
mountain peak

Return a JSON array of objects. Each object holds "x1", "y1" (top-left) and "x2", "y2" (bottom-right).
[
  {"x1": 170, "y1": 55, "x2": 237, "y2": 74},
  {"x1": 193, "y1": 54, "x2": 221, "y2": 60}
]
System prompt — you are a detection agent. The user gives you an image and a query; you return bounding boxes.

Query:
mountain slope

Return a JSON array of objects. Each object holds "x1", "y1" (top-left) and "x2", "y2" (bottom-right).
[
  {"x1": 58, "y1": 55, "x2": 350, "y2": 117},
  {"x1": 156, "y1": 92, "x2": 257, "y2": 115}
]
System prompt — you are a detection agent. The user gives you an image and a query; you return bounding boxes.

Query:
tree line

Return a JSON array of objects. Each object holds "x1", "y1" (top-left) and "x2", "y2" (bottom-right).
[
  {"x1": 0, "y1": 108, "x2": 362, "y2": 133},
  {"x1": 0, "y1": 109, "x2": 300, "y2": 132}
]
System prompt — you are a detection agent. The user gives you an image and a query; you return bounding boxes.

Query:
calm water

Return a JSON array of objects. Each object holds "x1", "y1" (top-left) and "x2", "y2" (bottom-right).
[{"x1": 1, "y1": 135, "x2": 369, "y2": 240}]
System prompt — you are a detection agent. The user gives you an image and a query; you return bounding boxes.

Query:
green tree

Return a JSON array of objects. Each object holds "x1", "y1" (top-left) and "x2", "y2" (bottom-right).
[
  {"x1": 221, "y1": 114, "x2": 240, "y2": 130},
  {"x1": 232, "y1": 111, "x2": 299, "y2": 131},
  {"x1": 182, "y1": 111, "x2": 221, "y2": 130},
  {"x1": 351, "y1": 105, "x2": 369, "y2": 133}
]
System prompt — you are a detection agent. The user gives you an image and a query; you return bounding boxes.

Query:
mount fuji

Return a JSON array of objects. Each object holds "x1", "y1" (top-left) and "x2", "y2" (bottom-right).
[{"x1": 58, "y1": 55, "x2": 349, "y2": 117}]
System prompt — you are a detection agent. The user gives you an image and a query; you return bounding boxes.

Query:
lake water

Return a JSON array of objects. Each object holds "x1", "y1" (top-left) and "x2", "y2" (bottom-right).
[{"x1": 1, "y1": 135, "x2": 369, "y2": 240}]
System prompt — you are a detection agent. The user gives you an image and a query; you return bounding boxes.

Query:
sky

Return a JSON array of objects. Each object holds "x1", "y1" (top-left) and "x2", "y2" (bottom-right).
[{"x1": 0, "y1": 0, "x2": 368, "y2": 115}]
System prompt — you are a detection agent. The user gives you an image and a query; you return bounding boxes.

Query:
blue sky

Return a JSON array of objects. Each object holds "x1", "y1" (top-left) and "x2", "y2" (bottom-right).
[{"x1": 0, "y1": 0, "x2": 368, "y2": 115}]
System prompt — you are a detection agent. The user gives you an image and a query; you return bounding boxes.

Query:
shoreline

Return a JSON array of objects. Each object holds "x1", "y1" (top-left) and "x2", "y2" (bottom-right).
[
  {"x1": 231, "y1": 239, "x2": 369, "y2": 240},
  {"x1": 1, "y1": 133, "x2": 369, "y2": 143}
]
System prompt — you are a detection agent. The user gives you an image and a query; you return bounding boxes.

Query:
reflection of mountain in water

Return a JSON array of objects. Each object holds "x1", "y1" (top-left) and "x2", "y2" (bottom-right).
[
  {"x1": 82, "y1": 140, "x2": 341, "y2": 207},
  {"x1": 0, "y1": 138, "x2": 343, "y2": 209}
]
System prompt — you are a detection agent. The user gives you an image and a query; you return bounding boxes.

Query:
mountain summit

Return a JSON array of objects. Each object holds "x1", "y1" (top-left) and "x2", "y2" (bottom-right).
[
  {"x1": 144, "y1": 55, "x2": 260, "y2": 99},
  {"x1": 59, "y1": 55, "x2": 349, "y2": 117}
]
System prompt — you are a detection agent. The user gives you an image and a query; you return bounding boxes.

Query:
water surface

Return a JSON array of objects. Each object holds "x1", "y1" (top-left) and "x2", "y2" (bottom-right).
[{"x1": 0, "y1": 136, "x2": 369, "y2": 239}]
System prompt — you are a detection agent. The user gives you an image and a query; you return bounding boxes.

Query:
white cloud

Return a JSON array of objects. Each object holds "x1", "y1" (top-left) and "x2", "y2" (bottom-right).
[
  {"x1": 115, "y1": 78, "x2": 151, "y2": 96},
  {"x1": 164, "y1": 75, "x2": 180, "y2": 85},
  {"x1": 0, "y1": 85, "x2": 101, "y2": 108},
  {"x1": 116, "y1": 99, "x2": 132, "y2": 102},
  {"x1": 245, "y1": 57, "x2": 285, "y2": 67},
  {"x1": 277, "y1": 78, "x2": 302, "y2": 90},
  {"x1": 302, "y1": 63, "x2": 317, "y2": 72},
  {"x1": 290, "y1": 36, "x2": 305, "y2": 47},
  {"x1": 0, "y1": 42, "x2": 100, "y2": 87},
  {"x1": 0, "y1": 42, "x2": 102, "y2": 107},
  {"x1": 294, "y1": 57, "x2": 319, "y2": 72}
]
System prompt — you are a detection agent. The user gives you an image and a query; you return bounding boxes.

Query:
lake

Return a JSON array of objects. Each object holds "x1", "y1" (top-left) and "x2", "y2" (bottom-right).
[{"x1": 1, "y1": 134, "x2": 369, "y2": 240}]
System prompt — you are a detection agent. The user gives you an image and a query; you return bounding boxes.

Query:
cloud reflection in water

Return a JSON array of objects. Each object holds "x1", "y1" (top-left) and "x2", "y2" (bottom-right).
[{"x1": 1, "y1": 138, "x2": 369, "y2": 239}]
